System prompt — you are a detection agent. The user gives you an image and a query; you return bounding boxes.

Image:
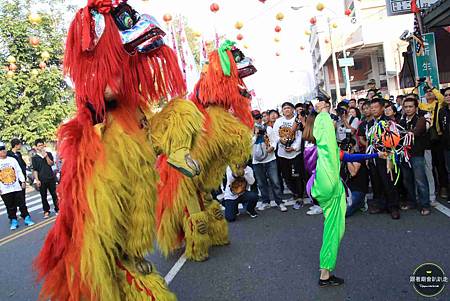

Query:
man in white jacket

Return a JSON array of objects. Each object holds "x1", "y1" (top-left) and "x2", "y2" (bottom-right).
[
  {"x1": 0, "y1": 141, "x2": 35, "y2": 230},
  {"x1": 273, "y1": 102, "x2": 305, "y2": 208},
  {"x1": 223, "y1": 164, "x2": 258, "y2": 221},
  {"x1": 251, "y1": 110, "x2": 287, "y2": 212}
]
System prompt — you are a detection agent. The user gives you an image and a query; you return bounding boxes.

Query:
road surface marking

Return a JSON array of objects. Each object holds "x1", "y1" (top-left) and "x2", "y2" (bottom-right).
[
  {"x1": 0, "y1": 217, "x2": 56, "y2": 247},
  {"x1": 164, "y1": 254, "x2": 187, "y2": 284},
  {"x1": 0, "y1": 196, "x2": 52, "y2": 216},
  {"x1": 434, "y1": 203, "x2": 450, "y2": 218}
]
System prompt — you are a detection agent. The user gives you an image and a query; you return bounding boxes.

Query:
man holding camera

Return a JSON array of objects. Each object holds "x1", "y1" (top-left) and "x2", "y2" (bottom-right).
[
  {"x1": 336, "y1": 102, "x2": 359, "y2": 144},
  {"x1": 222, "y1": 164, "x2": 258, "y2": 222},
  {"x1": 273, "y1": 102, "x2": 305, "y2": 210},
  {"x1": 251, "y1": 110, "x2": 285, "y2": 212},
  {"x1": 416, "y1": 78, "x2": 448, "y2": 200}
]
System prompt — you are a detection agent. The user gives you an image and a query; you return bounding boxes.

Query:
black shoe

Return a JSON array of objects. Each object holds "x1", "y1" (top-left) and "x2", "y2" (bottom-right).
[
  {"x1": 319, "y1": 275, "x2": 344, "y2": 287},
  {"x1": 246, "y1": 211, "x2": 258, "y2": 218},
  {"x1": 369, "y1": 207, "x2": 382, "y2": 214},
  {"x1": 390, "y1": 210, "x2": 400, "y2": 220}
]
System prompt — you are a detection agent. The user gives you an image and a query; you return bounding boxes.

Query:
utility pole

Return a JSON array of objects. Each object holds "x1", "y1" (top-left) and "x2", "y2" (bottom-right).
[
  {"x1": 328, "y1": 17, "x2": 341, "y2": 102},
  {"x1": 342, "y1": 46, "x2": 352, "y2": 99}
]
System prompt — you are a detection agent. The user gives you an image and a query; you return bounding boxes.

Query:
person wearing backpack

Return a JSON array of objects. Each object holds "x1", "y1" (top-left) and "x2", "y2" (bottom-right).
[{"x1": 251, "y1": 110, "x2": 285, "y2": 212}]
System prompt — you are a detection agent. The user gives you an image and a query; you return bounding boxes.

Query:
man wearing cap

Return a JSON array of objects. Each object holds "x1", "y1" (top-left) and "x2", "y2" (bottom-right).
[
  {"x1": 251, "y1": 110, "x2": 285, "y2": 212},
  {"x1": 0, "y1": 141, "x2": 35, "y2": 230},
  {"x1": 273, "y1": 102, "x2": 305, "y2": 209}
]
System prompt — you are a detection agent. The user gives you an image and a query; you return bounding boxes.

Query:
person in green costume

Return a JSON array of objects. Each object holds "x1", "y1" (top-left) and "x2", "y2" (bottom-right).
[{"x1": 303, "y1": 101, "x2": 346, "y2": 287}]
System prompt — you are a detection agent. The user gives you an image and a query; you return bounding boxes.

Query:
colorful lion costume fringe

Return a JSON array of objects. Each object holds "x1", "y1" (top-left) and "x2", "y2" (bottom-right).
[
  {"x1": 34, "y1": 1, "x2": 189, "y2": 300},
  {"x1": 152, "y1": 41, "x2": 256, "y2": 261}
]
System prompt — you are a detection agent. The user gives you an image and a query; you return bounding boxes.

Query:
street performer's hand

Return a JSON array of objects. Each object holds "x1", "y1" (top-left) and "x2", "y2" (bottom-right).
[
  {"x1": 267, "y1": 146, "x2": 274, "y2": 153},
  {"x1": 35, "y1": 179, "x2": 41, "y2": 188},
  {"x1": 285, "y1": 147, "x2": 294, "y2": 152},
  {"x1": 378, "y1": 151, "x2": 388, "y2": 159}
]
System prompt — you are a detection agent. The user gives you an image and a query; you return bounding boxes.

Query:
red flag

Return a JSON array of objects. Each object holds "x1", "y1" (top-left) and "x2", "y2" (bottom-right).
[{"x1": 411, "y1": 0, "x2": 420, "y2": 13}]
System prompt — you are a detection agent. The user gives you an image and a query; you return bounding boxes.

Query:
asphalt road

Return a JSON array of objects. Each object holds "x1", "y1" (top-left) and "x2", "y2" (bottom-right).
[{"x1": 0, "y1": 195, "x2": 449, "y2": 301}]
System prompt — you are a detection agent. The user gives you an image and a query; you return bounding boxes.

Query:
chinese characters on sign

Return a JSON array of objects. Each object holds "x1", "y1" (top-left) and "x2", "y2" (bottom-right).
[
  {"x1": 409, "y1": 263, "x2": 446, "y2": 298},
  {"x1": 386, "y1": 0, "x2": 440, "y2": 16},
  {"x1": 412, "y1": 33, "x2": 440, "y2": 100}
]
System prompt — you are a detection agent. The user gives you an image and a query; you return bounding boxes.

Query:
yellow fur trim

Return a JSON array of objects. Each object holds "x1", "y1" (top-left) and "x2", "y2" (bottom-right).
[
  {"x1": 81, "y1": 111, "x2": 169, "y2": 300},
  {"x1": 183, "y1": 211, "x2": 211, "y2": 262},
  {"x1": 153, "y1": 103, "x2": 252, "y2": 261},
  {"x1": 150, "y1": 98, "x2": 204, "y2": 155},
  {"x1": 118, "y1": 260, "x2": 176, "y2": 301},
  {"x1": 193, "y1": 106, "x2": 252, "y2": 191},
  {"x1": 205, "y1": 200, "x2": 229, "y2": 246}
]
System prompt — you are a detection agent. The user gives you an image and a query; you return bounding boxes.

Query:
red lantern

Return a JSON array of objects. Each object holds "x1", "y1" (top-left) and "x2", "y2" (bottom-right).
[
  {"x1": 236, "y1": 33, "x2": 243, "y2": 41},
  {"x1": 163, "y1": 14, "x2": 172, "y2": 23},
  {"x1": 275, "y1": 51, "x2": 280, "y2": 56},
  {"x1": 310, "y1": 17, "x2": 317, "y2": 25},
  {"x1": 210, "y1": 3, "x2": 220, "y2": 13},
  {"x1": 9, "y1": 63, "x2": 17, "y2": 71},
  {"x1": 259, "y1": 0, "x2": 266, "y2": 3},
  {"x1": 39, "y1": 61, "x2": 47, "y2": 69},
  {"x1": 275, "y1": 25, "x2": 281, "y2": 32},
  {"x1": 29, "y1": 36, "x2": 40, "y2": 47},
  {"x1": 345, "y1": 9, "x2": 352, "y2": 16},
  {"x1": 300, "y1": 46, "x2": 305, "y2": 51}
]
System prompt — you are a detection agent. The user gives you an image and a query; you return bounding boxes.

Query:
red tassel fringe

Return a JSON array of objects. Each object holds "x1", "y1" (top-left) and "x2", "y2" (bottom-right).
[
  {"x1": 34, "y1": 108, "x2": 104, "y2": 301},
  {"x1": 190, "y1": 50, "x2": 253, "y2": 129},
  {"x1": 65, "y1": 11, "x2": 186, "y2": 118}
]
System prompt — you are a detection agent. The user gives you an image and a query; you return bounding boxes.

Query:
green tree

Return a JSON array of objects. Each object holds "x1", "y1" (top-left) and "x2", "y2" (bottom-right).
[{"x1": 0, "y1": 0, "x2": 74, "y2": 146}]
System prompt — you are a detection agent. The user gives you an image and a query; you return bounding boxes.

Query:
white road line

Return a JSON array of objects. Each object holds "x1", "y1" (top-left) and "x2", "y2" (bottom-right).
[
  {"x1": 164, "y1": 254, "x2": 187, "y2": 285},
  {"x1": 0, "y1": 197, "x2": 52, "y2": 216},
  {"x1": 434, "y1": 203, "x2": 450, "y2": 218},
  {"x1": 0, "y1": 194, "x2": 43, "y2": 210}
]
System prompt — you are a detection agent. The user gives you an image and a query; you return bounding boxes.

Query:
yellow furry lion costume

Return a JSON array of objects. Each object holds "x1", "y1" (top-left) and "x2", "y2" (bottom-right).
[
  {"x1": 34, "y1": 1, "x2": 189, "y2": 300},
  {"x1": 152, "y1": 41, "x2": 256, "y2": 261}
]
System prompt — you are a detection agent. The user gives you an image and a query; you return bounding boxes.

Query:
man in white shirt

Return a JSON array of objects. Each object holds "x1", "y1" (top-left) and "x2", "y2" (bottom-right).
[
  {"x1": 251, "y1": 111, "x2": 286, "y2": 212},
  {"x1": 223, "y1": 164, "x2": 258, "y2": 221},
  {"x1": 273, "y1": 102, "x2": 305, "y2": 208},
  {"x1": 0, "y1": 141, "x2": 35, "y2": 230}
]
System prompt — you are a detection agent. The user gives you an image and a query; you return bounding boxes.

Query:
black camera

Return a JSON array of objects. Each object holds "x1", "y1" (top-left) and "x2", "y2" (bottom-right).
[
  {"x1": 300, "y1": 110, "x2": 308, "y2": 117},
  {"x1": 339, "y1": 137, "x2": 356, "y2": 152},
  {"x1": 336, "y1": 107, "x2": 347, "y2": 116},
  {"x1": 255, "y1": 123, "x2": 266, "y2": 136}
]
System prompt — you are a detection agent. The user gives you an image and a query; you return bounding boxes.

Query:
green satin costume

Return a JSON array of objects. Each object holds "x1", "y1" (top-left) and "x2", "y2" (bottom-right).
[{"x1": 311, "y1": 112, "x2": 346, "y2": 271}]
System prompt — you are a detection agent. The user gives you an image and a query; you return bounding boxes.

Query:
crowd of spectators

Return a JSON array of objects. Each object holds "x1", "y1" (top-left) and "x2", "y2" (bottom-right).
[{"x1": 221, "y1": 78, "x2": 450, "y2": 222}]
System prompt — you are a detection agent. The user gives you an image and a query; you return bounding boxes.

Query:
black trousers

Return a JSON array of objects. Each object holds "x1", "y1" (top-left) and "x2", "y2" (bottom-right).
[
  {"x1": 277, "y1": 155, "x2": 305, "y2": 198},
  {"x1": 40, "y1": 179, "x2": 59, "y2": 213},
  {"x1": 368, "y1": 158, "x2": 399, "y2": 211},
  {"x1": 1, "y1": 190, "x2": 29, "y2": 220},
  {"x1": 431, "y1": 140, "x2": 448, "y2": 190}
]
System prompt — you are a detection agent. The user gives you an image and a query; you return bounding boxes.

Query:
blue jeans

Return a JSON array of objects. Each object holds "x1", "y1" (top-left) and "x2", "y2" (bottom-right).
[
  {"x1": 401, "y1": 156, "x2": 430, "y2": 209},
  {"x1": 223, "y1": 191, "x2": 258, "y2": 222},
  {"x1": 253, "y1": 160, "x2": 283, "y2": 205},
  {"x1": 346, "y1": 191, "x2": 366, "y2": 217}
]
